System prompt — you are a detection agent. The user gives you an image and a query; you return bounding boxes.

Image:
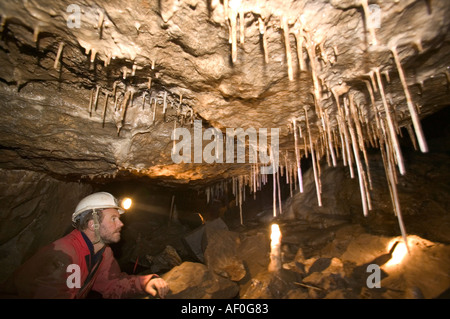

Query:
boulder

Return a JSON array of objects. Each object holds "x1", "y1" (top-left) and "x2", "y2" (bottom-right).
[
  {"x1": 203, "y1": 218, "x2": 246, "y2": 281},
  {"x1": 145, "y1": 245, "x2": 182, "y2": 273},
  {"x1": 161, "y1": 261, "x2": 239, "y2": 299},
  {"x1": 240, "y1": 270, "x2": 299, "y2": 299}
]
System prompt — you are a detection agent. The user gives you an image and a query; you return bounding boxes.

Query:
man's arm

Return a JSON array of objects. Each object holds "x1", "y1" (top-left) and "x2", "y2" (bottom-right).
[{"x1": 92, "y1": 247, "x2": 168, "y2": 299}]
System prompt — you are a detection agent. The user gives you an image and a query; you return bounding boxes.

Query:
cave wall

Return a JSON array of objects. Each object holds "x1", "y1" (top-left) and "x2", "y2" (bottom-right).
[{"x1": 0, "y1": 168, "x2": 92, "y2": 282}]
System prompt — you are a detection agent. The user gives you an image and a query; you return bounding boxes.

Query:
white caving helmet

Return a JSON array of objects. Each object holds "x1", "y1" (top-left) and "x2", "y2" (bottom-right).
[
  {"x1": 72, "y1": 192, "x2": 125, "y2": 223},
  {"x1": 72, "y1": 192, "x2": 130, "y2": 245}
]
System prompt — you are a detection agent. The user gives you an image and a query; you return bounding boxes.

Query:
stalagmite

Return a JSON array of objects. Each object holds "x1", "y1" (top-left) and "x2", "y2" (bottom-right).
[
  {"x1": 292, "y1": 119, "x2": 303, "y2": 193},
  {"x1": 148, "y1": 77, "x2": 152, "y2": 90},
  {"x1": 53, "y1": 42, "x2": 64, "y2": 70},
  {"x1": 374, "y1": 67, "x2": 406, "y2": 175},
  {"x1": 268, "y1": 224, "x2": 282, "y2": 272},
  {"x1": 304, "y1": 106, "x2": 322, "y2": 207},
  {"x1": 391, "y1": 46, "x2": 428, "y2": 153},
  {"x1": 281, "y1": 16, "x2": 294, "y2": 81}
]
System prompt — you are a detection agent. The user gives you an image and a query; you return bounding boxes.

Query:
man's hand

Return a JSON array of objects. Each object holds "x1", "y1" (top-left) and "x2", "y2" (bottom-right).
[{"x1": 145, "y1": 277, "x2": 169, "y2": 299}]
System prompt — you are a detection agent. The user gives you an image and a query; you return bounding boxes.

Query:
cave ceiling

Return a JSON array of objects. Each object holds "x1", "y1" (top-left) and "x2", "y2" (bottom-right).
[{"x1": 0, "y1": 0, "x2": 449, "y2": 188}]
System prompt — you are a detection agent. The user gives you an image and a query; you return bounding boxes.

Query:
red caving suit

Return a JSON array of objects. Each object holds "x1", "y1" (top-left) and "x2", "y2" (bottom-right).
[{"x1": 3, "y1": 229, "x2": 156, "y2": 299}]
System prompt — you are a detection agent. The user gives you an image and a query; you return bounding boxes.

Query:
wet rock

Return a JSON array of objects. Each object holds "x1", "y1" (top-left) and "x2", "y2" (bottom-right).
[
  {"x1": 0, "y1": 169, "x2": 92, "y2": 282},
  {"x1": 161, "y1": 261, "x2": 239, "y2": 299},
  {"x1": 145, "y1": 245, "x2": 182, "y2": 273},
  {"x1": 183, "y1": 225, "x2": 206, "y2": 262},
  {"x1": 203, "y1": 218, "x2": 246, "y2": 281},
  {"x1": 240, "y1": 270, "x2": 299, "y2": 299},
  {"x1": 237, "y1": 231, "x2": 270, "y2": 279}
]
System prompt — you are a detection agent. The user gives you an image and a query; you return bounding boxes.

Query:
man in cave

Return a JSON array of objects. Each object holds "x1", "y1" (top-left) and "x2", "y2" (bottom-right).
[{"x1": 1, "y1": 192, "x2": 169, "y2": 299}]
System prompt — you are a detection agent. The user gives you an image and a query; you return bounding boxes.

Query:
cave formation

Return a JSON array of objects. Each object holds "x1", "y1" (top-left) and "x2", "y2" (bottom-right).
[{"x1": 0, "y1": 0, "x2": 449, "y2": 299}]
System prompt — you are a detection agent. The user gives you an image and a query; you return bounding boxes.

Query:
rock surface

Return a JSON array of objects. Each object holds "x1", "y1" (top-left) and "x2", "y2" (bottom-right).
[
  {"x1": 0, "y1": 168, "x2": 92, "y2": 282},
  {"x1": 161, "y1": 261, "x2": 239, "y2": 299}
]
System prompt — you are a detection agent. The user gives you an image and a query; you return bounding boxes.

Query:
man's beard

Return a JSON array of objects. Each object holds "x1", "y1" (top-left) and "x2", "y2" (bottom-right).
[{"x1": 101, "y1": 230, "x2": 121, "y2": 244}]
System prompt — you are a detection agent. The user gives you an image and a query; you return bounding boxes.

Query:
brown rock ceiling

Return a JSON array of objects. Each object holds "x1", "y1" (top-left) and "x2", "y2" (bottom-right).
[{"x1": 0, "y1": 0, "x2": 449, "y2": 187}]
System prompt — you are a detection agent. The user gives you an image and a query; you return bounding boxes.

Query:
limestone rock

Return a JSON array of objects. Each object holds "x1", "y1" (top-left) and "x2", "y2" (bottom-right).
[
  {"x1": 161, "y1": 261, "x2": 239, "y2": 299},
  {"x1": 240, "y1": 270, "x2": 299, "y2": 299},
  {"x1": 203, "y1": 218, "x2": 246, "y2": 281},
  {"x1": 145, "y1": 245, "x2": 182, "y2": 273}
]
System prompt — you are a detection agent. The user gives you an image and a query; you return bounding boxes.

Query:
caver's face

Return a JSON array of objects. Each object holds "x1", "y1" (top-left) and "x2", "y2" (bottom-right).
[{"x1": 99, "y1": 208, "x2": 124, "y2": 244}]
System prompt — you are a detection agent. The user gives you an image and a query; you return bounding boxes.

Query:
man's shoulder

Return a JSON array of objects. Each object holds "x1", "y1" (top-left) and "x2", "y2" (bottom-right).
[{"x1": 53, "y1": 230, "x2": 88, "y2": 256}]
